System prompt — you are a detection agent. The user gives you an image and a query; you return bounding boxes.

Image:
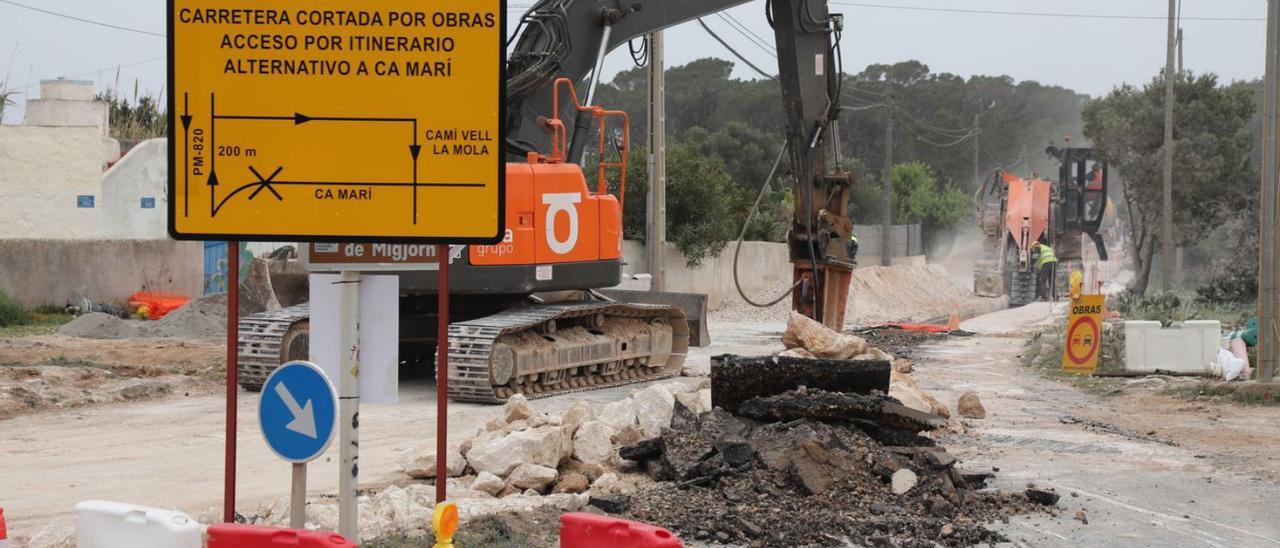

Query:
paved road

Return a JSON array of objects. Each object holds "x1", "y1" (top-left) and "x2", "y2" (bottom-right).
[{"x1": 923, "y1": 303, "x2": 1280, "y2": 547}]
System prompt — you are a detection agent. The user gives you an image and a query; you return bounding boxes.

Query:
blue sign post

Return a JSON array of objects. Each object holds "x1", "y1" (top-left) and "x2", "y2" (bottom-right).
[
  {"x1": 259, "y1": 360, "x2": 338, "y2": 463},
  {"x1": 259, "y1": 360, "x2": 336, "y2": 528}
]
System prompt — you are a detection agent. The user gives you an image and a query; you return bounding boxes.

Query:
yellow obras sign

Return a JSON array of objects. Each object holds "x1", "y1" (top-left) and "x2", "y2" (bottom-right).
[
  {"x1": 1062, "y1": 294, "x2": 1105, "y2": 375},
  {"x1": 167, "y1": 1, "x2": 505, "y2": 243}
]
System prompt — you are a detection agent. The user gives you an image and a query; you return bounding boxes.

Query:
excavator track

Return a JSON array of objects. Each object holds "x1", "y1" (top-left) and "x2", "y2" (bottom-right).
[
  {"x1": 448, "y1": 301, "x2": 690, "y2": 403},
  {"x1": 1009, "y1": 271, "x2": 1036, "y2": 307},
  {"x1": 237, "y1": 303, "x2": 311, "y2": 391}
]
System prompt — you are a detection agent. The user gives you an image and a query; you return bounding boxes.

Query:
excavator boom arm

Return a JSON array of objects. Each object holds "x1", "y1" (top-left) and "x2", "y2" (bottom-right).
[{"x1": 506, "y1": 0, "x2": 854, "y2": 329}]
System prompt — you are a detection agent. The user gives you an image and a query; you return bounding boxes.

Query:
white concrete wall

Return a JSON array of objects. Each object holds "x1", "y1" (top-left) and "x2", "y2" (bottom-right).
[
  {"x1": 24, "y1": 99, "x2": 109, "y2": 135},
  {"x1": 0, "y1": 126, "x2": 103, "y2": 239},
  {"x1": 38, "y1": 80, "x2": 95, "y2": 101},
  {"x1": 620, "y1": 239, "x2": 930, "y2": 309},
  {"x1": 23, "y1": 80, "x2": 108, "y2": 136},
  {"x1": 100, "y1": 139, "x2": 168, "y2": 239},
  {"x1": 0, "y1": 239, "x2": 203, "y2": 307},
  {"x1": 621, "y1": 240, "x2": 792, "y2": 309}
]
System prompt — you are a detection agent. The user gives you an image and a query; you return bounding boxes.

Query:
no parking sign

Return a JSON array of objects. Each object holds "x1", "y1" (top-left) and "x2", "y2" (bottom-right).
[{"x1": 1063, "y1": 294, "x2": 1105, "y2": 375}]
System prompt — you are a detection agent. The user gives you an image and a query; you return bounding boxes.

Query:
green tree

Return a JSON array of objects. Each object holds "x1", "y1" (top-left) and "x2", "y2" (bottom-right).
[
  {"x1": 892, "y1": 161, "x2": 970, "y2": 232},
  {"x1": 1083, "y1": 71, "x2": 1255, "y2": 295},
  {"x1": 623, "y1": 143, "x2": 744, "y2": 267}
]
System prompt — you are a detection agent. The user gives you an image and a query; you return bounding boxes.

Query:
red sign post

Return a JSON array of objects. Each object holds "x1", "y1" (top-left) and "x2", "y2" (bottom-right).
[
  {"x1": 224, "y1": 240, "x2": 240, "y2": 522},
  {"x1": 436, "y1": 245, "x2": 450, "y2": 503}
]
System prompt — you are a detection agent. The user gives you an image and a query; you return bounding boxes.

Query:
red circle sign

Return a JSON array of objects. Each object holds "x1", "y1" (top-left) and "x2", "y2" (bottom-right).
[{"x1": 1066, "y1": 316, "x2": 1100, "y2": 365}]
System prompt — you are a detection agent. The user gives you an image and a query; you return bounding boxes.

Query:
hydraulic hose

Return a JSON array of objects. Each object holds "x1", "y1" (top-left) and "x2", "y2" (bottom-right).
[{"x1": 733, "y1": 142, "x2": 802, "y2": 307}]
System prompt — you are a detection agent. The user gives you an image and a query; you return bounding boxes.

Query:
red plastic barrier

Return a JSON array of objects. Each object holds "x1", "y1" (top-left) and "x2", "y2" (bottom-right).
[
  {"x1": 560, "y1": 513, "x2": 682, "y2": 548},
  {"x1": 206, "y1": 524, "x2": 356, "y2": 547}
]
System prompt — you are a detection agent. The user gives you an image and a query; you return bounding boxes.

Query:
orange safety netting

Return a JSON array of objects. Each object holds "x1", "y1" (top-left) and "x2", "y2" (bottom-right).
[
  {"x1": 868, "y1": 323, "x2": 955, "y2": 333},
  {"x1": 128, "y1": 291, "x2": 190, "y2": 320}
]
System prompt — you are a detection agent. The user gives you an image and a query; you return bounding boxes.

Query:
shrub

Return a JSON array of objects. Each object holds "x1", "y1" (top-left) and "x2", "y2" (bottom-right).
[{"x1": 0, "y1": 291, "x2": 31, "y2": 327}]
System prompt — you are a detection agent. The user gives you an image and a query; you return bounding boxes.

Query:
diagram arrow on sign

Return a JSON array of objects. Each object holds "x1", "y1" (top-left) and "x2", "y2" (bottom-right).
[{"x1": 274, "y1": 382, "x2": 318, "y2": 439}]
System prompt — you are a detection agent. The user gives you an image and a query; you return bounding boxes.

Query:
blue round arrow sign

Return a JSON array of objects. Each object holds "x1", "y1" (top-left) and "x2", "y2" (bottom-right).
[{"x1": 258, "y1": 360, "x2": 338, "y2": 463}]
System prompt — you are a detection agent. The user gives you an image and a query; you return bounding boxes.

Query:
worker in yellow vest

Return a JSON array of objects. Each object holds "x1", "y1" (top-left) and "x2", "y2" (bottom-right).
[{"x1": 1033, "y1": 242, "x2": 1058, "y2": 301}]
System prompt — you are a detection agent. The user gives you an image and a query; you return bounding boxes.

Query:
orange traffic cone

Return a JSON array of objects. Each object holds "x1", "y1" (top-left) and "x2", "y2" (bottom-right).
[
  {"x1": 1, "y1": 506, "x2": 9, "y2": 548},
  {"x1": 947, "y1": 303, "x2": 961, "y2": 331}
]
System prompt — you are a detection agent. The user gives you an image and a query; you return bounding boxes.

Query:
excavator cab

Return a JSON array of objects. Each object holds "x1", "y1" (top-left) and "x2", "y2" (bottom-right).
[{"x1": 1047, "y1": 146, "x2": 1109, "y2": 261}]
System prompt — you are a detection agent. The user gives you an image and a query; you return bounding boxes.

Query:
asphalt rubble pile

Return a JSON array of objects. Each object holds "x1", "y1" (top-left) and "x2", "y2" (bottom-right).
[{"x1": 605, "y1": 314, "x2": 1049, "y2": 547}]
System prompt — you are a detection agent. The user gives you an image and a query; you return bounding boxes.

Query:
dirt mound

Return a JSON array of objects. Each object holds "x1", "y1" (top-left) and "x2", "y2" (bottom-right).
[
  {"x1": 57, "y1": 313, "x2": 140, "y2": 339},
  {"x1": 57, "y1": 293, "x2": 229, "y2": 340},
  {"x1": 713, "y1": 264, "x2": 980, "y2": 327},
  {"x1": 146, "y1": 293, "x2": 227, "y2": 338}
]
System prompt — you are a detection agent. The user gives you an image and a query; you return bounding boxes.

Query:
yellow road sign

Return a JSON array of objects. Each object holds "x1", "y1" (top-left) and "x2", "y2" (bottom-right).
[
  {"x1": 1062, "y1": 294, "x2": 1105, "y2": 375},
  {"x1": 167, "y1": 1, "x2": 505, "y2": 243}
]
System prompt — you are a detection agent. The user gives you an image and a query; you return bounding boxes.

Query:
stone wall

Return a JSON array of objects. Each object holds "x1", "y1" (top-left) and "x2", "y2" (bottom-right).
[{"x1": 0, "y1": 239, "x2": 203, "y2": 307}]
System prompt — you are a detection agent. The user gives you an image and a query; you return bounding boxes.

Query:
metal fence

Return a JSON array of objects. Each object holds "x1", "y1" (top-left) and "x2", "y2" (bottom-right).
[{"x1": 851, "y1": 224, "x2": 924, "y2": 257}]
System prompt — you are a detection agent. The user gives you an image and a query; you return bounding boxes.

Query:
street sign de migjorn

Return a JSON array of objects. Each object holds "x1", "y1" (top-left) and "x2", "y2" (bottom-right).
[{"x1": 167, "y1": 1, "x2": 505, "y2": 242}]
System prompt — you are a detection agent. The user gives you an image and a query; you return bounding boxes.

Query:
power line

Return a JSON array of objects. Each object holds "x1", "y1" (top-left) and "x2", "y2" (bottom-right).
[
  {"x1": 894, "y1": 107, "x2": 973, "y2": 137},
  {"x1": 829, "y1": 2, "x2": 1263, "y2": 22},
  {"x1": 10, "y1": 56, "x2": 165, "y2": 91},
  {"x1": 716, "y1": 13, "x2": 776, "y2": 56},
  {"x1": 898, "y1": 117, "x2": 980, "y2": 147},
  {"x1": 0, "y1": 0, "x2": 165, "y2": 37},
  {"x1": 696, "y1": 18, "x2": 777, "y2": 81}
]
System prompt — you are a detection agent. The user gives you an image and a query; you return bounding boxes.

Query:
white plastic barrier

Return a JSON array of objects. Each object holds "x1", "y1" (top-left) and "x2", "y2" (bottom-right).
[
  {"x1": 1124, "y1": 320, "x2": 1221, "y2": 373},
  {"x1": 75, "y1": 501, "x2": 201, "y2": 548}
]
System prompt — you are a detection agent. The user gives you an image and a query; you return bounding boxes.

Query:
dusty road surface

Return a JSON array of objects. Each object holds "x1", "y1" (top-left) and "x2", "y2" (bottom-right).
[
  {"x1": 0, "y1": 324, "x2": 780, "y2": 538},
  {"x1": 920, "y1": 304, "x2": 1280, "y2": 547},
  {"x1": 7, "y1": 300, "x2": 1280, "y2": 547}
]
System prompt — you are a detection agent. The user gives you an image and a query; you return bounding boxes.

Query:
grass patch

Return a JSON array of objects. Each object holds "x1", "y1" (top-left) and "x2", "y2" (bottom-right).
[
  {"x1": 1112, "y1": 291, "x2": 1253, "y2": 328},
  {"x1": 1165, "y1": 381, "x2": 1280, "y2": 406},
  {"x1": 0, "y1": 291, "x2": 74, "y2": 336},
  {"x1": 0, "y1": 311, "x2": 74, "y2": 337},
  {"x1": 365, "y1": 514, "x2": 555, "y2": 548},
  {"x1": 0, "y1": 291, "x2": 31, "y2": 327},
  {"x1": 362, "y1": 534, "x2": 429, "y2": 548}
]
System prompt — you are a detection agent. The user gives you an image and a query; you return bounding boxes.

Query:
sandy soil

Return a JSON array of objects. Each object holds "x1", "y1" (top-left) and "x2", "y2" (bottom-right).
[
  {"x1": 0, "y1": 335, "x2": 223, "y2": 419},
  {"x1": 1079, "y1": 379, "x2": 1280, "y2": 484},
  {"x1": 712, "y1": 263, "x2": 1006, "y2": 327}
]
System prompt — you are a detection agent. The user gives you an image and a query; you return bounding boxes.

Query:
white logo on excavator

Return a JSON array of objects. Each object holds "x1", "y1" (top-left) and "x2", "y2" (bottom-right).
[{"x1": 542, "y1": 192, "x2": 581, "y2": 254}]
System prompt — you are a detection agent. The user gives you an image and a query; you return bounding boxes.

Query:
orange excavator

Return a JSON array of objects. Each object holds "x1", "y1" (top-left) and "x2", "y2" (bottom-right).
[
  {"x1": 974, "y1": 146, "x2": 1109, "y2": 306},
  {"x1": 238, "y1": 0, "x2": 856, "y2": 402}
]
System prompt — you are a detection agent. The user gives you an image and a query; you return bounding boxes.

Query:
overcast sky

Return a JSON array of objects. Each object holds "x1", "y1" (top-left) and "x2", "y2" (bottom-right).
[{"x1": 0, "y1": 0, "x2": 1268, "y2": 125}]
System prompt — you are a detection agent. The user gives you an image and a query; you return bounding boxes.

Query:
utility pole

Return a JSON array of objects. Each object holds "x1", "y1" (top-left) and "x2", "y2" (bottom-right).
[
  {"x1": 1259, "y1": 0, "x2": 1279, "y2": 383},
  {"x1": 972, "y1": 113, "x2": 981, "y2": 189},
  {"x1": 1177, "y1": 28, "x2": 1184, "y2": 73},
  {"x1": 1160, "y1": 0, "x2": 1176, "y2": 291},
  {"x1": 881, "y1": 104, "x2": 894, "y2": 267},
  {"x1": 646, "y1": 31, "x2": 666, "y2": 291}
]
